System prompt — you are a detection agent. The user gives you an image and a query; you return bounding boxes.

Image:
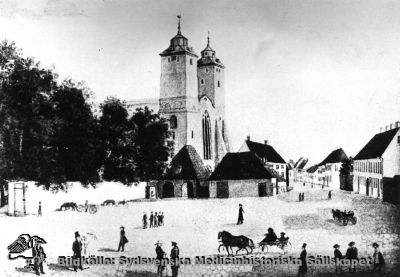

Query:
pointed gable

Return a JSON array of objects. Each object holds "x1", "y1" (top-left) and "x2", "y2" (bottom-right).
[
  {"x1": 164, "y1": 145, "x2": 211, "y2": 180},
  {"x1": 319, "y1": 148, "x2": 348, "y2": 166},
  {"x1": 240, "y1": 140, "x2": 286, "y2": 164}
]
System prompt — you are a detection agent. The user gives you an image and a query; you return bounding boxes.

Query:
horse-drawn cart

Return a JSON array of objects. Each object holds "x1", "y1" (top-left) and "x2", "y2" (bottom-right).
[
  {"x1": 258, "y1": 239, "x2": 291, "y2": 254},
  {"x1": 332, "y1": 209, "x2": 357, "y2": 226}
]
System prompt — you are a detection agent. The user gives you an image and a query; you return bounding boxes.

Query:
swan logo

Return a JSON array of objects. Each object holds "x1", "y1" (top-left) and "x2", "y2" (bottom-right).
[{"x1": 7, "y1": 234, "x2": 47, "y2": 269}]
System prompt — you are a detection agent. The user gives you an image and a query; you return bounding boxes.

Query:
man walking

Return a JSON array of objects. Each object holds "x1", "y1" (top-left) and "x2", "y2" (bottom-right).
[
  {"x1": 160, "y1": 212, "x2": 164, "y2": 226},
  {"x1": 155, "y1": 241, "x2": 166, "y2": 276},
  {"x1": 345, "y1": 241, "x2": 358, "y2": 272},
  {"x1": 237, "y1": 204, "x2": 244, "y2": 225},
  {"x1": 372, "y1": 242, "x2": 385, "y2": 272},
  {"x1": 38, "y1": 201, "x2": 42, "y2": 217},
  {"x1": 170, "y1": 241, "x2": 180, "y2": 277},
  {"x1": 297, "y1": 243, "x2": 307, "y2": 277},
  {"x1": 328, "y1": 190, "x2": 332, "y2": 200},
  {"x1": 333, "y1": 244, "x2": 344, "y2": 274},
  {"x1": 72, "y1": 231, "x2": 83, "y2": 271},
  {"x1": 32, "y1": 238, "x2": 46, "y2": 275},
  {"x1": 299, "y1": 193, "x2": 302, "y2": 202},
  {"x1": 154, "y1": 212, "x2": 158, "y2": 227},
  {"x1": 143, "y1": 212, "x2": 147, "y2": 229},
  {"x1": 150, "y1": 212, "x2": 154, "y2": 228},
  {"x1": 158, "y1": 212, "x2": 162, "y2": 227},
  {"x1": 117, "y1": 226, "x2": 128, "y2": 252}
]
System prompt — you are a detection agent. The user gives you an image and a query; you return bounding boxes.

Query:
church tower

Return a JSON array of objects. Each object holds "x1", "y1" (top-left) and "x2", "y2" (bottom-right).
[
  {"x1": 197, "y1": 33, "x2": 230, "y2": 163},
  {"x1": 159, "y1": 16, "x2": 200, "y2": 156}
]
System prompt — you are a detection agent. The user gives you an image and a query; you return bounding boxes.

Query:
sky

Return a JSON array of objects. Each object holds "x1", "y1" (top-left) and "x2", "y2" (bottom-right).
[{"x1": 0, "y1": 0, "x2": 399, "y2": 165}]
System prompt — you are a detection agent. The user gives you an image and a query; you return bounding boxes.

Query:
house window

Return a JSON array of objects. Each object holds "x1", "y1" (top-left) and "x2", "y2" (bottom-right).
[
  {"x1": 191, "y1": 130, "x2": 194, "y2": 139},
  {"x1": 168, "y1": 57, "x2": 171, "y2": 62},
  {"x1": 200, "y1": 79, "x2": 205, "y2": 85},
  {"x1": 176, "y1": 57, "x2": 180, "y2": 62},
  {"x1": 281, "y1": 165, "x2": 284, "y2": 169},
  {"x1": 276, "y1": 165, "x2": 279, "y2": 170},
  {"x1": 398, "y1": 136, "x2": 400, "y2": 144},
  {"x1": 206, "y1": 68, "x2": 209, "y2": 73},
  {"x1": 172, "y1": 56, "x2": 176, "y2": 61},
  {"x1": 190, "y1": 58, "x2": 193, "y2": 65},
  {"x1": 170, "y1": 115, "x2": 177, "y2": 129},
  {"x1": 217, "y1": 81, "x2": 221, "y2": 87},
  {"x1": 202, "y1": 111, "x2": 212, "y2": 160}
]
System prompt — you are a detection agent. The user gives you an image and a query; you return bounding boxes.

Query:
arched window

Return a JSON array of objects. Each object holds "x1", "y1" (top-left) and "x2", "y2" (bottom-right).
[
  {"x1": 202, "y1": 111, "x2": 212, "y2": 160},
  {"x1": 170, "y1": 115, "x2": 177, "y2": 129}
]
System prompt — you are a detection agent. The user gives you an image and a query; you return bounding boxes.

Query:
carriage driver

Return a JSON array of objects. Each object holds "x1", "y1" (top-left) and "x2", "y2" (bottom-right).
[
  {"x1": 261, "y1": 228, "x2": 278, "y2": 244},
  {"x1": 279, "y1": 232, "x2": 289, "y2": 243}
]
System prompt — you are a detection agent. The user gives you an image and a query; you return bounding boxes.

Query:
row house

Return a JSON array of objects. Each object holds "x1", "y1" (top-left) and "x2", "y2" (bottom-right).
[
  {"x1": 353, "y1": 122, "x2": 400, "y2": 198},
  {"x1": 316, "y1": 148, "x2": 348, "y2": 189}
]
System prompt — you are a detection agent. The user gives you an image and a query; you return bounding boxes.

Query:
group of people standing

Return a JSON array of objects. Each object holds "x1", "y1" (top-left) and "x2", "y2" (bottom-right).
[
  {"x1": 143, "y1": 211, "x2": 165, "y2": 228},
  {"x1": 155, "y1": 241, "x2": 180, "y2": 277},
  {"x1": 298, "y1": 192, "x2": 305, "y2": 201},
  {"x1": 298, "y1": 241, "x2": 385, "y2": 277}
]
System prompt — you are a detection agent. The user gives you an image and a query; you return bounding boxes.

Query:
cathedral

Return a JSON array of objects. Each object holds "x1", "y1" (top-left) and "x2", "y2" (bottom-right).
[
  {"x1": 126, "y1": 17, "x2": 231, "y2": 167},
  {"x1": 159, "y1": 17, "x2": 231, "y2": 166}
]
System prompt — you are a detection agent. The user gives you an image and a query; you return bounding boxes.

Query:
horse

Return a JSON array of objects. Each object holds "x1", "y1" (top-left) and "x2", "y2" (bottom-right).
[
  {"x1": 217, "y1": 231, "x2": 254, "y2": 256},
  {"x1": 59, "y1": 202, "x2": 78, "y2": 211}
]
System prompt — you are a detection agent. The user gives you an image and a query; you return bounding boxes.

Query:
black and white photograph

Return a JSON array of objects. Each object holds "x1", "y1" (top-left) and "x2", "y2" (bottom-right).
[{"x1": 0, "y1": 0, "x2": 399, "y2": 276}]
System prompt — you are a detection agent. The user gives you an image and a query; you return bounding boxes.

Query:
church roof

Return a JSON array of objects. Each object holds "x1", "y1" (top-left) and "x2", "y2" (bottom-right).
[
  {"x1": 164, "y1": 145, "x2": 211, "y2": 180},
  {"x1": 318, "y1": 148, "x2": 348, "y2": 166},
  {"x1": 243, "y1": 140, "x2": 286, "y2": 164},
  {"x1": 209, "y1": 152, "x2": 277, "y2": 181},
  {"x1": 354, "y1": 127, "x2": 399, "y2": 160}
]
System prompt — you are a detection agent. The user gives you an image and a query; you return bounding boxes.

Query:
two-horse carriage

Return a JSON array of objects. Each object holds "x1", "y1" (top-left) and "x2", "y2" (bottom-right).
[
  {"x1": 332, "y1": 209, "x2": 357, "y2": 226},
  {"x1": 58, "y1": 202, "x2": 98, "y2": 214},
  {"x1": 217, "y1": 231, "x2": 291, "y2": 256}
]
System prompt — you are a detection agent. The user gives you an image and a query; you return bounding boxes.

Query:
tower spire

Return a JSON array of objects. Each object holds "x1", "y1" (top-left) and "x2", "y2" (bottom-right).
[
  {"x1": 207, "y1": 31, "x2": 210, "y2": 47},
  {"x1": 177, "y1": 15, "x2": 181, "y2": 35}
]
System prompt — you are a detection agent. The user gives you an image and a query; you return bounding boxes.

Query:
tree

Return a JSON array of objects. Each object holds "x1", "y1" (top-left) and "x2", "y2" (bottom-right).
[
  {"x1": 340, "y1": 157, "x2": 354, "y2": 191},
  {"x1": 130, "y1": 107, "x2": 173, "y2": 181},
  {"x1": 98, "y1": 97, "x2": 137, "y2": 184},
  {"x1": 51, "y1": 80, "x2": 102, "y2": 187}
]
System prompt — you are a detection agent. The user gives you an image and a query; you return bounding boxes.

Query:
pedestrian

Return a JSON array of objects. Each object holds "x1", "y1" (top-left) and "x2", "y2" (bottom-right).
[
  {"x1": 303, "y1": 182, "x2": 305, "y2": 187},
  {"x1": 38, "y1": 201, "x2": 42, "y2": 217},
  {"x1": 143, "y1": 212, "x2": 147, "y2": 229},
  {"x1": 154, "y1": 212, "x2": 158, "y2": 227},
  {"x1": 301, "y1": 192, "x2": 305, "y2": 201},
  {"x1": 72, "y1": 231, "x2": 83, "y2": 271},
  {"x1": 299, "y1": 193, "x2": 302, "y2": 202},
  {"x1": 237, "y1": 204, "x2": 244, "y2": 225},
  {"x1": 150, "y1": 212, "x2": 154, "y2": 228},
  {"x1": 158, "y1": 212, "x2": 162, "y2": 227},
  {"x1": 372, "y1": 242, "x2": 385, "y2": 272},
  {"x1": 170, "y1": 241, "x2": 180, "y2": 277},
  {"x1": 160, "y1": 212, "x2": 164, "y2": 226},
  {"x1": 328, "y1": 190, "x2": 332, "y2": 200},
  {"x1": 297, "y1": 243, "x2": 307, "y2": 277},
  {"x1": 117, "y1": 226, "x2": 128, "y2": 252},
  {"x1": 345, "y1": 241, "x2": 358, "y2": 272},
  {"x1": 84, "y1": 200, "x2": 89, "y2": 212},
  {"x1": 333, "y1": 244, "x2": 344, "y2": 274},
  {"x1": 155, "y1": 241, "x2": 166, "y2": 276},
  {"x1": 32, "y1": 238, "x2": 46, "y2": 275}
]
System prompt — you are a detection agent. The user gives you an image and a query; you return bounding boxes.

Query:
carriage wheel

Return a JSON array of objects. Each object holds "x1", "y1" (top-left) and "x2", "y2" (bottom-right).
[
  {"x1": 343, "y1": 219, "x2": 348, "y2": 226},
  {"x1": 89, "y1": 206, "x2": 97, "y2": 214},
  {"x1": 77, "y1": 205, "x2": 84, "y2": 212}
]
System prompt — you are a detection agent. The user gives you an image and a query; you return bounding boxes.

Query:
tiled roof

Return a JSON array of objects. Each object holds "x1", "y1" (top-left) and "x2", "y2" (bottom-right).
[
  {"x1": 306, "y1": 165, "x2": 319, "y2": 173},
  {"x1": 209, "y1": 152, "x2": 275, "y2": 181},
  {"x1": 164, "y1": 145, "x2": 210, "y2": 180},
  {"x1": 319, "y1": 148, "x2": 348, "y2": 166},
  {"x1": 354, "y1": 127, "x2": 399, "y2": 160},
  {"x1": 244, "y1": 140, "x2": 286, "y2": 164}
]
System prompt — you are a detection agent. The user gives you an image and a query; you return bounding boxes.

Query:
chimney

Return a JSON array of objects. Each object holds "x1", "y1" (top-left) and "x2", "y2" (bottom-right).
[
  {"x1": 264, "y1": 140, "x2": 269, "y2": 145},
  {"x1": 385, "y1": 125, "x2": 389, "y2": 131},
  {"x1": 380, "y1": 127, "x2": 383, "y2": 133},
  {"x1": 396, "y1": 121, "x2": 400, "y2": 128},
  {"x1": 390, "y1": 123, "x2": 394, "y2": 130},
  {"x1": 246, "y1": 135, "x2": 250, "y2": 141}
]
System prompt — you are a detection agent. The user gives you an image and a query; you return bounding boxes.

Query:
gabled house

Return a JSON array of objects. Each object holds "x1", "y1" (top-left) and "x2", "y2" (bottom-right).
[
  {"x1": 353, "y1": 123, "x2": 400, "y2": 198},
  {"x1": 149, "y1": 145, "x2": 211, "y2": 199},
  {"x1": 318, "y1": 148, "x2": 348, "y2": 189},
  {"x1": 238, "y1": 137, "x2": 287, "y2": 180},
  {"x1": 208, "y1": 152, "x2": 283, "y2": 198}
]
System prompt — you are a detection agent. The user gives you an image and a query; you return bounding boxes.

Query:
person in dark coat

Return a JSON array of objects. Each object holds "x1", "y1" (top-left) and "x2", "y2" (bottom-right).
[
  {"x1": 143, "y1": 212, "x2": 147, "y2": 229},
  {"x1": 260, "y1": 228, "x2": 278, "y2": 251},
  {"x1": 237, "y1": 204, "x2": 244, "y2": 225},
  {"x1": 170, "y1": 241, "x2": 180, "y2": 277},
  {"x1": 84, "y1": 200, "x2": 89, "y2": 212},
  {"x1": 333, "y1": 244, "x2": 344, "y2": 274},
  {"x1": 117, "y1": 226, "x2": 128, "y2": 252},
  {"x1": 301, "y1": 192, "x2": 305, "y2": 201},
  {"x1": 38, "y1": 201, "x2": 42, "y2": 217},
  {"x1": 328, "y1": 190, "x2": 332, "y2": 200},
  {"x1": 149, "y1": 212, "x2": 154, "y2": 228},
  {"x1": 345, "y1": 241, "x2": 358, "y2": 272},
  {"x1": 154, "y1": 212, "x2": 158, "y2": 227},
  {"x1": 297, "y1": 243, "x2": 307, "y2": 277},
  {"x1": 157, "y1": 211, "x2": 162, "y2": 227},
  {"x1": 32, "y1": 239, "x2": 46, "y2": 275},
  {"x1": 372, "y1": 242, "x2": 385, "y2": 272},
  {"x1": 299, "y1": 193, "x2": 302, "y2": 202},
  {"x1": 72, "y1": 231, "x2": 83, "y2": 271},
  {"x1": 160, "y1": 212, "x2": 164, "y2": 226},
  {"x1": 155, "y1": 241, "x2": 166, "y2": 276}
]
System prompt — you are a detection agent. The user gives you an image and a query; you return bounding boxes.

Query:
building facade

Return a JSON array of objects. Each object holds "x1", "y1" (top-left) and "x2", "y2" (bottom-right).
[{"x1": 353, "y1": 122, "x2": 400, "y2": 198}]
